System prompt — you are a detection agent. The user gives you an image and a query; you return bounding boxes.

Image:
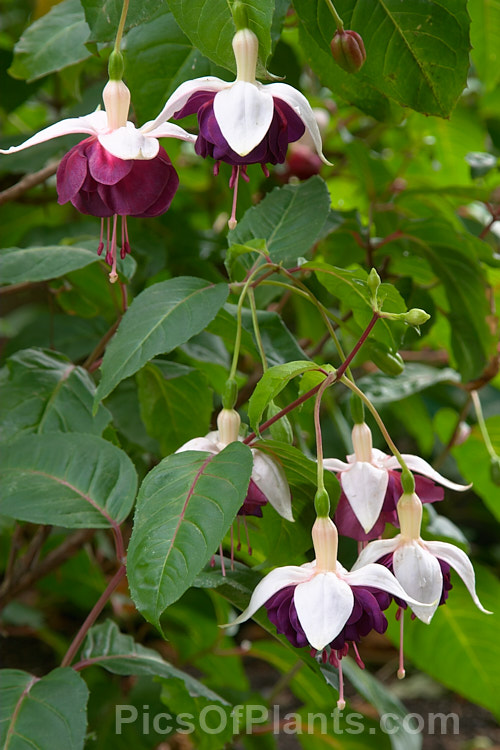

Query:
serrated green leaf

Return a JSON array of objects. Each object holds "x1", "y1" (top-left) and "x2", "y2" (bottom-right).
[
  {"x1": 81, "y1": 0, "x2": 160, "y2": 43},
  {"x1": 127, "y1": 442, "x2": 253, "y2": 630},
  {"x1": 386, "y1": 564, "x2": 500, "y2": 720},
  {"x1": 124, "y1": 7, "x2": 212, "y2": 123},
  {"x1": 0, "y1": 348, "x2": 110, "y2": 442},
  {"x1": 167, "y1": 0, "x2": 274, "y2": 74},
  {"x1": 295, "y1": 0, "x2": 470, "y2": 118},
  {"x1": 228, "y1": 177, "x2": 331, "y2": 265},
  {"x1": 0, "y1": 668, "x2": 88, "y2": 750},
  {"x1": 247, "y1": 361, "x2": 323, "y2": 433},
  {"x1": 0, "y1": 433, "x2": 137, "y2": 527},
  {"x1": 0, "y1": 245, "x2": 98, "y2": 285},
  {"x1": 9, "y1": 0, "x2": 91, "y2": 82},
  {"x1": 136, "y1": 360, "x2": 213, "y2": 455},
  {"x1": 81, "y1": 620, "x2": 228, "y2": 703},
  {"x1": 94, "y1": 277, "x2": 228, "y2": 403}
]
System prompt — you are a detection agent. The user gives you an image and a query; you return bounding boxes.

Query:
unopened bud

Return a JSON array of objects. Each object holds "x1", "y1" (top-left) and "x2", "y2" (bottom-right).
[
  {"x1": 103, "y1": 79, "x2": 130, "y2": 130},
  {"x1": 404, "y1": 308, "x2": 431, "y2": 326},
  {"x1": 217, "y1": 408, "x2": 241, "y2": 445},
  {"x1": 397, "y1": 492, "x2": 423, "y2": 540},
  {"x1": 367, "y1": 267, "x2": 381, "y2": 296},
  {"x1": 351, "y1": 423, "x2": 373, "y2": 462},
  {"x1": 312, "y1": 516, "x2": 338, "y2": 571},
  {"x1": 330, "y1": 29, "x2": 366, "y2": 74}
]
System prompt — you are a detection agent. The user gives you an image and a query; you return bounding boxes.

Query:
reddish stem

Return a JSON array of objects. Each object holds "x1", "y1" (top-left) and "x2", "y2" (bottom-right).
[{"x1": 61, "y1": 564, "x2": 126, "y2": 667}]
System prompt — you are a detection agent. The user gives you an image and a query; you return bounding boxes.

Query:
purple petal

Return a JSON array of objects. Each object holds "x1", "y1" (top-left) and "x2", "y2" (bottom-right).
[
  {"x1": 87, "y1": 140, "x2": 133, "y2": 185},
  {"x1": 56, "y1": 142, "x2": 89, "y2": 205}
]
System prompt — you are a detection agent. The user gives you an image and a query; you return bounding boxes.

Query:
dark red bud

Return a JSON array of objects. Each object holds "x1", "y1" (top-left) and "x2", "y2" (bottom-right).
[{"x1": 330, "y1": 29, "x2": 366, "y2": 73}]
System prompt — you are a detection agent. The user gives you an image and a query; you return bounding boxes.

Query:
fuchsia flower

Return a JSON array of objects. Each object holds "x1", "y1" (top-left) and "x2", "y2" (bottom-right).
[
  {"x1": 353, "y1": 491, "x2": 491, "y2": 623},
  {"x1": 230, "y1": 516, "x2": 431, "y2": 707},
  {"x1": 143, "y1": 28, "x2": 329, "y2": 228},
  {"x1": 176, "y1": 409, "x2": 293, "y2": 567},
  {"x1": 0, "y1": 80, "x2": 195, "y2": 282},
  {"x1": 323, "y1": 423, "x2": 470, "y2": 540}
]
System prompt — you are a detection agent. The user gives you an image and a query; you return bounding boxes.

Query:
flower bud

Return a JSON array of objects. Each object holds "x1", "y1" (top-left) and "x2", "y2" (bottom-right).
[
  {"x1": 314, "y1": 488, "x2": 330, "y2": 517},
  {"x1": 222, "y1": 378, "x2": 238, "y2": 410},
  {"x1": 103, "y1": 79, "x2": 130, "y2": 131},
  {"x1": 404, "y1": 308, "x2": 431, "y2": 326},
  {"x1": 233, "y1": 28, "x2": 259, "y2": 83},
  {"x1": 330, "y1": 30, "x2": 366, "y2": 74},
  {"x1": 490, "y1": 455, "x2": 500, "y2": 486},
  {"x1": 351, "y1": 422, "x2": 373, "y2": 462},
  {"x1": 217, "y1": 408, "x2": 241, "y2": 445},
  {"x1": 367, "y1": 267, "x2": 381, "y2": 298},
  {"x1": 397, "y1": 492, "x2": 423, "y2": 540},
  {"x1": 312, "y1": 516, "x2": 338, "y2": 572}
]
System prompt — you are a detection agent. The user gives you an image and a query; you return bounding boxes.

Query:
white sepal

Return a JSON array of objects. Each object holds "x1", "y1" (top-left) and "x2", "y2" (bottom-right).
[
  {"x1": 351, "y1": 537, "x2": 399, "y2": 569},
  {"x1": 294, "y1": 572, "x2": 354, "y2": 650},
  {"x1": 142, "y1": 77, "x2": 227, "y2": 133},
  {"x1": 323, "y1": 458, "x2": 351, "y2": 472},
  {"x1": 98, "y1": 124, "x2": 160, "y2": 160},
  {"x1": 425, "y1": 540, "x2": 492, "y2": 614},
  {"x1": 340, "y1": 461, "x2": 389, "y2": 533},
  {"x1": 213, "y1": 81, "x2": 274, "y2": 156},
  {"x1": 384, "y1": 454, "x2": 471, "y2": 491},
  {"x1": 265, "y1": 82, "x2": 332, "y2": 165},
  {"x1": 142, "y1": 121, "x2": 197, "y2": 143},
  {"x1": 347, "y1": 561, "x2": 436, "y2": 612},
  {"x1": 228, "y1": 565, "x2": 312, "y2": 626},
  {"x1": 175, "y1": 437, "x2": 220, "y2": 455},
  {"x1": 251, "y1": 450, "x2": 293, "y2": 522},
  {"x1": 392, "y1": 542, "x2": 442, "y2": 623},
  {"x1": 0, "y1": 111, "x2": 107, "y2": 154}
]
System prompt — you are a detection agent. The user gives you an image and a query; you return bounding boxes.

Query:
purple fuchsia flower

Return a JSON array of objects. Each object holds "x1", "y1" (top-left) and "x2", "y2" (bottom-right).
[
  {"x1": 323, "y1": 423, "x2": 470, "y2": 541},
  {"x1": 352, "y1": 491, "x2": 491, "y2": 677},
  {"x1": 0, "y1": 80, "x2": 195, "y2": 282},
  {"x1": 142, "y1": 28, "x2": 330, "y2": 228},
  {"x1": 176, "y1": 408, "x2": 293, "y2": 569},
  {"x1": 229, "y1": 515, "x2": 431, "y2": 708}
]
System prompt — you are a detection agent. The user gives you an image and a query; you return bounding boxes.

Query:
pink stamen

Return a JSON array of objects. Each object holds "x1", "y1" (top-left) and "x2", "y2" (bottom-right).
[
  {"x1": 321, "y1": 649, "x2": 328, "y2": 664},
  {"x1": 97, "y1": 219, "x2": 105, "y2": 255},
  {"x1": 105, "y1": 218, "x2": 112, "y2": 265},
  {"x1": 236, "y1": 517, "x2": 242, "y2": 552},
  {"x1": 241, "y1": 165, "x2": 250, "y2": 183},
  {"x1": 219, "y1": 544, "x2": 226, "y2": 577},
  {"x1": 213, "y1": 161, "x2": 220, "y2": 177},
  {"x1": 337, "y1": 656, "x2": 346, "y2": 709},
  {"x1": 397, "y1": 607, "x2": 405, "y2": 679},
  {"x1": 260, "y1": 163, "x2": 270, "y2": 178},
  {"x1": 352, "y1": 641, "x2": 365, "y2": 669},
  {"x1": 328, "y1": 649, "x2": 339, "y2": 668},
  {"x1": 121, "y1": 216, "x2": 131, "y2": 259},
  {"x1": 210, "y1": 555, "x2": 215, "y2": 568},
  {"x1": 228, "y1": 166, "x2": 240, "y2": 230},
  {"x1": 109, "y1": 214, "x2": 119, "y2": 283}
]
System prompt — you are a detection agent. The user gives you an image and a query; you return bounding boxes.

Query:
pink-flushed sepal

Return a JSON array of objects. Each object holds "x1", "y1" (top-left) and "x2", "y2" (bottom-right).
[
  {"x1": 384, "y1": 454, "x2": 471, "y2": 492},
  {"x1": 0, "y1": 111, "x2": 108, "y2": 154},
  {"x1": 142, "y1": 77, "x2": 228, "y2": 133},
  {"x1": 252, "y1": 449, "x2": 293, "y2": 522}
]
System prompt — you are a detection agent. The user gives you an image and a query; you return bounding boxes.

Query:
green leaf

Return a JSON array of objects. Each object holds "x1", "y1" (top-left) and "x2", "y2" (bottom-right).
[
  {"x1": 386, "y1": 564, "x2": 500, "y2": 720},
  {"x1": 127, "y1": 442, "x2": 253, "y2": 630},
  {"x1": 124, "y1": 7, "x2": 212, "y2": 123},
  {"x1": 0, "y1": 348, "x2": 110, "y2": 443},
  {"x1": 94, "y1": 277, "x2": 228, "y2": 403},
  {"x1": 81, "y1": 0, "x2": 160, "y2": 43},
  {"x1": 0, "y1": 433, "x2": 137, "y2": 527},
  {"x1": 294, "y1": 0, "x2": 470, "y2": 118},
  {"x1": 358, "y1": 363, "x2": 461, "y2": 406},
  {"x1": 240, "y1": 308, "x2": 309, "y2": 366},
  {"x1": 305, "y1": 261, "x2": 407, "y2": 351},
  {"x1": 9, "y1": 0, "x2": 91, "y2": 82},
  {"x1": 247, "y1": 361, "x2": 323, "y2": 433},
  {"x1": 228, "y1": 177, "x2": 331, "y2": 264},
  {"x1": 0, "y1": 667, "x2": 88, "y2": 750},
  {"x1": 469, "y1": 0, "x2": 500, "y2": 90},
  {"x1": 0, "y1": 245, "x2": 98, "y2": 285},
  {"x1": 167, "y1": 0, "x2": 274, "y2": 74},
  {"x1": 81, "y1": 620, "x2": 228, "y2": 703},
  {"x1": 136, "y1": 361, "x2": 213, "y2": 455},
  {"x1": 297, "y1": 21, "x2": 402, "y2": 123},
  {"x1": 402, "y1": 218, "x2": 495, "y2": 381}
]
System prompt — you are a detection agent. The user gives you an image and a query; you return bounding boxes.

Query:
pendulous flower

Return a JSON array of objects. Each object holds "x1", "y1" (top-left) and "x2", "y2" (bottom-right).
[
  {"x1": 352, "y1": 491, "x2": 491, "y2": 624},
  {"x1": 0, "y1": 79, "x2": 195, "y2": 282},
  {"x1": 176, "y1": 408, "x2": 293, "y2": 566},
  {"x1": 229, "y1": 515, "x2": 431, "y2": 707},
  {"x1": 323, "y1": 423, "x2": 470, "y2": 540},
  {"x1": 142, "y1": 27, "x2": 330, "y2": 228}
]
